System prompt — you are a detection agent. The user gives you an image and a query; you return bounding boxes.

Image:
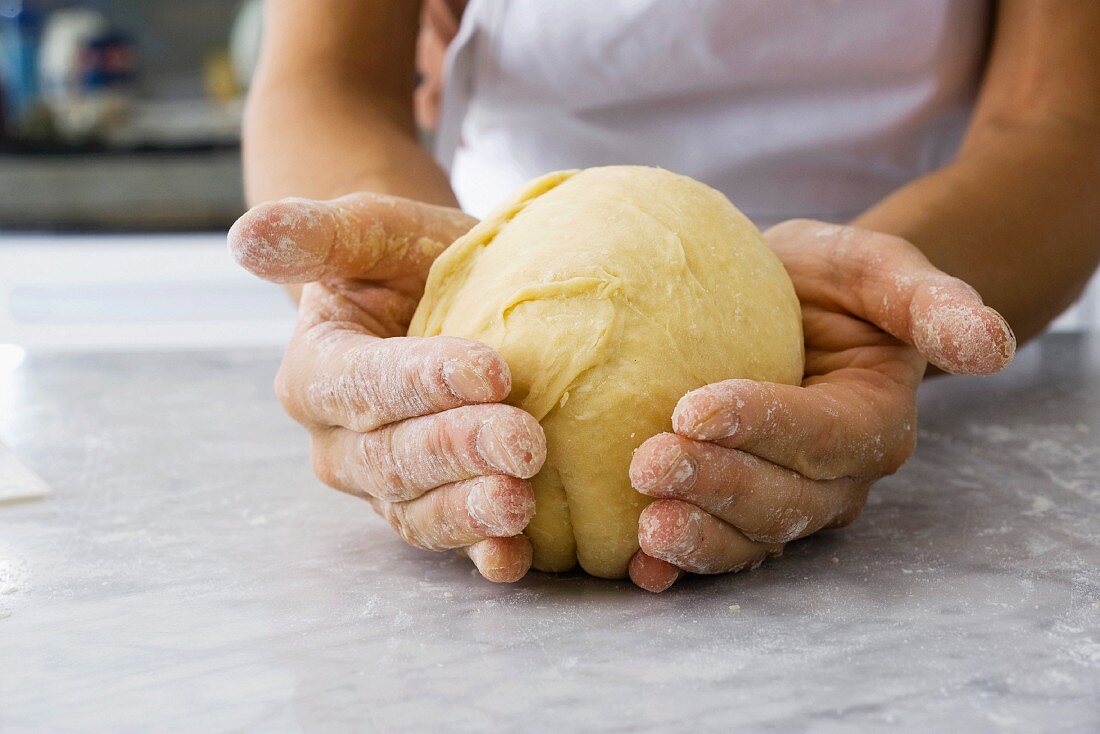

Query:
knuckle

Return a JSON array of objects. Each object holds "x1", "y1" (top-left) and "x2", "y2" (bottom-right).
[
  {"x1": 881, "y1": 413, "x2": 918, "y2": 476},
  {"x1": 362, "y1": 430, "x2": 414, "y2": 501},
  {"x1": 792, "y1": 438, "x2": 844, "y2": 481},
  {"x1": 765, "y1": 218, "x2": 820, "y2": 240},
  {"x1": 384, "y1": 502, "x2": 433, "y2": 550},
  {"x1": 745, "y1": 531, "x2": 791, "y2": 545},
  {"x1": 273, "y1": 362, "x2": 291, "y2": 405},
  {"x1": 309, "y1": 436, "x2": 342, "y2": 490},
  {"x1": 749, "y1": 501, "x2": 815, "y2": 544},
  {"x1": 804, "y1": 224, "x2": 916, "y2": 285},
  {"x1": 440, "y1": 479, "x2": 474, "y2": 518},
  {"x1": 399, "y1": 338, "x2": 449, "y2": 401},
  {"x1": 273, "y1": 358, "x2": 303, "y2": 419},
  {"x1": 875, "y1": 230, "x2": 918, "y2": 255},
  {"x1": 881, "y1": 447, "x2": 911, "y2": 476},
  {"x1": 332, "y1": 341, "x2": 392, "y2": 425},
  {"x1": 426, "y1": 412, "x2": 471, "y2": 473},
  {"x1": 828, "y1": 486, "x2": 870, "y2": 529},
  {"x1": 432, "y1": 417, "x2": 465, "y2": 461},
  {"x1": 348, "y1": 190, "x2": 386, "y2": 209},
  {"x1": 748, "y1": 545, "x2": 779, "y2": 571},
  {"x1": 829, "y1": 505, "x2": 863, "y2": 529},
  {"x1": 687, "y1": 440, "x2": 742, "y2": 488},
  {"x1": 723, "y1": 550, "x2": 768, "y2": 576}
]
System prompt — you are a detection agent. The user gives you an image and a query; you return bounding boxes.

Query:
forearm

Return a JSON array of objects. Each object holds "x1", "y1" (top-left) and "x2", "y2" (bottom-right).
[
  {"x1": 243, "y1": 69, "x2": 457, "y2": 208},
  {"x1": 238, "y1": 1, "x2": 458, "y2": 300},
  {"x1": 855, "y1": 121, "x2": 1100, "y2": 343}
]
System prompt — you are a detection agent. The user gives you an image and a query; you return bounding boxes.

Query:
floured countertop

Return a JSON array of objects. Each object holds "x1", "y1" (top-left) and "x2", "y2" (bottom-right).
[
  {"x1": 0, "y1": 334, "x2": 1097, "y2": 732},
  {"x1": 0, "y1": 443, "x2": 51, "y2": 504}
]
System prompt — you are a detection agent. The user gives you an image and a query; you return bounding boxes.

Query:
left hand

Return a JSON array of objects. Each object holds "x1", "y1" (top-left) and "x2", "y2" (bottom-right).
[{"x1": 626, "y1": 219, "x2": 1016, "y2": 592}]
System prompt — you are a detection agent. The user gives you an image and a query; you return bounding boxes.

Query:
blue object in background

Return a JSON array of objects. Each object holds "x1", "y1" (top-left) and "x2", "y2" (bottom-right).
[
  {"x1": 1, "y1": 1, "x2": 43, "y2": 127},
  {"x1": 81, "y1": 31, "x2": 137, "y2": 91}
]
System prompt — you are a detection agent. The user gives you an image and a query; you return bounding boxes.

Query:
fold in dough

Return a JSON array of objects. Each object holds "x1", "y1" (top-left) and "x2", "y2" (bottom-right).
[{"x1": 410, "y1": 166, "x2": 804, "y2": 578}]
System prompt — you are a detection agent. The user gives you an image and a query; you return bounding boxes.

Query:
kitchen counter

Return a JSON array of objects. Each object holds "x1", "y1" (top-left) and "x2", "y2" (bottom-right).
[
  {"x1": 0, "y1": 233, "x2": 295, "y2": 351},
  {"x1": 1, "y1": 334, "x2": 1097, "y2": 733}
]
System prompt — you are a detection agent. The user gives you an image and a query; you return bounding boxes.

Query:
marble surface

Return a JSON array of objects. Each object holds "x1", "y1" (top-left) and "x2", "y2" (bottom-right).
[{"x1": 0, "y1": 334, "x2": 1097, "y2": 733}]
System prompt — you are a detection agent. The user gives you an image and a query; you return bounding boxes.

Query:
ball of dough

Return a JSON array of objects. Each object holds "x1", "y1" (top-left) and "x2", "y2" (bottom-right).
[{"x1": 409, "y1": 166, "x2": 804, "y2": 579}]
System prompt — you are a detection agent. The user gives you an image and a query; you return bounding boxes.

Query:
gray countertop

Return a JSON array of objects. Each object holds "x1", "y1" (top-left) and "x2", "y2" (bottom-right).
[{"x1": 1, "y1": 334, "x2": 1098, "y2": 733}]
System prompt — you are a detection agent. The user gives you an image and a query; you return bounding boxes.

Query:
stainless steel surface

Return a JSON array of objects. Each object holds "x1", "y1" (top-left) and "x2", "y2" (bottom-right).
[{"x1": 1, "y1": 334, "x2": 1098, "y2": 732}]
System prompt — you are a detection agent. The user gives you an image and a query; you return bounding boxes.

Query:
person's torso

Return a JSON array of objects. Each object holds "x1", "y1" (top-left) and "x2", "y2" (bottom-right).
[{"x1": 434, "y1": 0, "x2": 991, "y2": 225}]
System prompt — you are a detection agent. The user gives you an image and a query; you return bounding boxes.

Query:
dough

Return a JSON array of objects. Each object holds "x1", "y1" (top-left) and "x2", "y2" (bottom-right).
[{"x1": 409, "y1": 166, "x2": 804, "y2": 578}]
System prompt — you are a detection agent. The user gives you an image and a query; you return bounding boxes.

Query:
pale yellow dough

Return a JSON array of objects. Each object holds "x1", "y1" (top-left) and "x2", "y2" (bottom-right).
[{"x1": 409, "y1": 166, "x2": 804, "y2": 578}]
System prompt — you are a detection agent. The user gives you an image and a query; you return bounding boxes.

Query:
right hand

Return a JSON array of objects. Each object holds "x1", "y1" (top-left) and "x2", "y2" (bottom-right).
[{"x1": 228, "y1": 193, "x2": 546, "y2": 582}]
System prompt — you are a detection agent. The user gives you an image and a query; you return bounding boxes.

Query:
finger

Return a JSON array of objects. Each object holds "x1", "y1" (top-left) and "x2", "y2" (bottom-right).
[
  {"x1": 631, "y1": 433, "x2": 870, "y2": 543},
  {"x1": 461, "y1": 536, "x2": 533, "y2": 583},
  {"x1": 638, "y1": 499, "x2": 780, "y2": 574},
  {"x1": 311, "y1": 404, "x2": 546, "y2": 502},
  {"x1": 278, "y1": 329, "x2": 511, "y2": 432},
  {"x1": 765, "y1": 220, "x2": 1016, "y2": 375},
  {"x1": 369, "y1": 475, "x2": 535, "y2": 551},
  {"x1": 672, "y1": 376, "x2": 917, "y2": 480},
  {"x1": 628, "y1": 550, "x2": 682, "y2": 593},
  {"x1": 295, "y1": 277, "x2": 421, "y2": 338},
  {"x1": 228, "y1": 192, "x2": 476, "y2": 284}
]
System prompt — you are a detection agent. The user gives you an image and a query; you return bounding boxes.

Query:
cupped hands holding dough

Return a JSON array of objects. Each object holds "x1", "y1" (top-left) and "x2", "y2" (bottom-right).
[
  {"x1": 408, "y1": 167, "x2": 806, "y2": 579},
  {"x1": 627, "y1": 217, "x2": 1016, "y2": 592},
  {"x1": 229, "y1": 192, "x2": 542, "y2": 583},
  {"x1": 229, "y1": 166, "x2": 1015, "y2": 592}
]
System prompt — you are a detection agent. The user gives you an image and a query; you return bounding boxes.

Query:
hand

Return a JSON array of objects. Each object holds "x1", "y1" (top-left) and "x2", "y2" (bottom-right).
[
  {"x1": 228, "y1": 193, "x2": 546, "y2": 583},
  {"x1": 627, "y1": 220, "x2": 1016, "y2": 592}
]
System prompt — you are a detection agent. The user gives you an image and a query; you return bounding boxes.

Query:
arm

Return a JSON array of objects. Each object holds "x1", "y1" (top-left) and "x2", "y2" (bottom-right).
[
  {"x1": 628, "y1": 4, "x2": 1100, "y2": 592},
  {"x1": 231, "y1": 1, "x2": 543, "y2": 583},
  {"x1": 244, "y1": 0, "x2": 457, "y2": 207},
  {"x1": 855, "y1": 0, "x2": 1100, "y2": 343}
]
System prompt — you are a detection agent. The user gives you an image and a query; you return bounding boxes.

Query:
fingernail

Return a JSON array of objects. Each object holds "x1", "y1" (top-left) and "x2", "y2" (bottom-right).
[
  {"x1": 465, "y1": 536, "x2": 531, "y2": 583},
  {"x1": 476, "y1": 420, "x2": 541, "y2": 478},
  {"x1": 466, "y1": 479, "x2": 531, "y2": 536},
  {"x1": 634, "y1": 444, "x2": 697, "y2": 494},
  {"x1": 466, "y1": 481, "x2": 502, "y2": 534},
  {"x1": 640, "y1": 503, "x2": 704, "y2": 557},
  {"x1": 691, "y1": 409, "x2": 740, "y2": 441},
  {"x1": 443, "y1": 359, "x2": 495, "y2": 402}
]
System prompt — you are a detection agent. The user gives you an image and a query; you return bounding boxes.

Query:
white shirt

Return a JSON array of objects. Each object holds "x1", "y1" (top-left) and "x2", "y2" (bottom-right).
[{"x1": 435, "y1": 0, "x2": 990, "y2": 227}]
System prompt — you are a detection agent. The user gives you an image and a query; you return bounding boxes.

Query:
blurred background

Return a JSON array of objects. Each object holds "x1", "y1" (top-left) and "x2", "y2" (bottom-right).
[
  {"x1": 1, "y1": 0, "x2": 258, "y2": 230},
  {"x1": 0, "y1": 0, "x2": 1095, "y2": 360},
  {"x1": 0, "y1": 0, "x2": 293, "y2": 356}
]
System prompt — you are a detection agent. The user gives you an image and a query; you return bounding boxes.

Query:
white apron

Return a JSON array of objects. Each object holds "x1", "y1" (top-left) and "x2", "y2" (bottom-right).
[{"x1": 435, "y1": 0, "x2": 990, "y2": 227}]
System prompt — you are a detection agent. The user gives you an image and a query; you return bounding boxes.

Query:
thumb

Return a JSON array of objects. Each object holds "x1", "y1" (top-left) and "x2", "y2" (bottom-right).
[
  {"x1": 228, "y1": 192, "x2": 476, "y2": 284},
  {"x1": 766, "y1": 220, "x2": 1016, "y2": 376}
]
